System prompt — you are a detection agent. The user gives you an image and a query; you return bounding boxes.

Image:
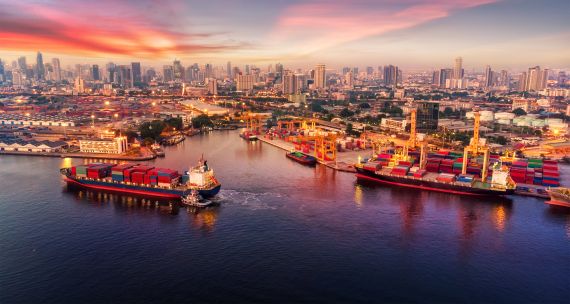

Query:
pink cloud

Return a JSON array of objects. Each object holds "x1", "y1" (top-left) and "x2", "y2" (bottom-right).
[
  {"x1": 271, "y1": 0, "x2": 497, "y2": 56},
  {"x1": 0, "y1": 0, "x2": 237, "y2": 58}
]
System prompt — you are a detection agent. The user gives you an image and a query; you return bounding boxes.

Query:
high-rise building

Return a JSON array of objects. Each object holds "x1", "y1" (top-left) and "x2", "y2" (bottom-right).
[
  {"x1": 227, "y1": 61, "x2": 232, "y2": 78},
  {"x1": 105, "y1": 62, "x2": 116, "y2": 83},
  {"x1": 245, "y1": 64, "x2": 250, "y2": 75},
  {"x1": 275, "y1": 63, "x2": 284, "y2": 76},
  {"x1": 51, "y1": 58, "x2": 62, "y2": 82},
  {"x1": 416, "y1": 101, "x2": 439, "y2": 132},
  {"x1": 484, "y1": 65, "x2": 493, "y2": 88},
  {"x1": 518, "y1": 72, "x2": 527, "y2": 91},
  {"x1": 453, "y1": 57, "x2": 463, "y2": 80},
  {"x1": 163, "y1": 65, "x2": 174, "y2": 82},
  {"x1": 314, "y1": 64, "x2": 326, "y2": 89},
  {"x1": 282, "y1": 70, "x2": 297, "y2": 95},
  {"x1": 523, "y1": 66, "x2": 548, "y2": 91},
  {"x1": 173, "y1": 60, "x2": 184, "y2": 81},
  {"x1": 237, "y1": 74, "x2": 254, "y2": 93},
  {"x1": 500, "y1": 70, "x2": 510, "y2": 88},
  {"x1": 0, "y1": 59, "x2": 4, "y2": 83},
  {"x1": 203, "y1": 64, "x2": 212, "y2": 79},
  {"x1": 342, "y1": 67, "x2": 351, "y2": 75},
  {"x1": 74, "y1": 77, "x2": 85, "y2": 94},
  {"x1": 207, "y1": 78, "x2": 218, "y2": 95},
  {"x1": 366, "y1": 66, "x2": 373, "y2": 76},
  {"x1": 17, "y1": 56, "x2": 27, "y2": 73},
  {"x1": 117, "y1": 65, "x2": 132, "y2": 88},
  {"x1": 36, "y1": 52, "x2": 45, "y2": 80},
  {"x1": 383, "y1": 65, "x2": 399, "y2": 86},
  {"x1": 131, "y1": 62, "x2": 141, "y2": 84},
  {"x1": 90, "y1": 65, "x2": 100, "y2": 81},
  {"x1": 345, "y1": 71, "x2": 354, "y2": 88},
  {"x1": 352, "y1": 67, "x2": 359, "y2": 75}
]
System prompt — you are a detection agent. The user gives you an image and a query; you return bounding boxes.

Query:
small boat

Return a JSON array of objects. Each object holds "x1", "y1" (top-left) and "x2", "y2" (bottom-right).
[
  {"x1": 182, "y1": 190, "x2": 213, "y2": 207},
  {"x1": 286, "y1": 151, "x2": 317, "y2": 166},
  {"x1": 546, "y1": 187, "x2": 570, "y2": 208},
  {"x1": 151, "y1": 143, "x2": 165, "y2": 157},
  {"x1": 240, "y1": 131, "x2": 258, "y2": 141}
]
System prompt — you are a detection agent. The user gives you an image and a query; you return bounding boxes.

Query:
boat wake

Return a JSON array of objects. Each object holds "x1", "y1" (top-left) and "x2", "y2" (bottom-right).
[{"x1": 216, "y1": 189, "x2": 282, "y2": 210}]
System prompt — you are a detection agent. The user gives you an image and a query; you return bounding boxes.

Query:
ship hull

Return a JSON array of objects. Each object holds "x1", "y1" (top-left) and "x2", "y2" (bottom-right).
[
  {"x1": 65, "y1": 176, "x2": 221, "y2": 199},
  {"x1": 546, "y1": 190, "x2": 570, "y2": 207},
  {"x1": 356, "y1": 168, "x2": 514, "y2": 196},
  {"x1": 286, "y1": 153, "x2": 317, "y2": 166}
]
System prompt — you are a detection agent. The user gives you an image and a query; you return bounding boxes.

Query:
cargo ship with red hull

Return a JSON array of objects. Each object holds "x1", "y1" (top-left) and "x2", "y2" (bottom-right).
[
  {"x1": 61, "y1": 160, "x2": 221, "y2": 199},
  {"x1": 286, "y1": 151, "x2": 317, "y2": 166},
  {"x1": 355, "y1": 162, "x2": 516, "y2": 197}
]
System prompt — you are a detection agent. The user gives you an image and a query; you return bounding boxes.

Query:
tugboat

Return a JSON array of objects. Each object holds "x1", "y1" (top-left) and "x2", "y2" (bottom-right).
[
  {"x1": 286, "y1": 151, "x2": 317, "y2": 166},
  {"x1": 182, "y1": 190, "x2": 213, "y2": 207},
  {"x1": 546, "y1": 187, "x2": 570, "y2": 208}
]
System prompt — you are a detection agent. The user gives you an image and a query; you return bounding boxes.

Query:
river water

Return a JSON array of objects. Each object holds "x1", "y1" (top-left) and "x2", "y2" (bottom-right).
[{"x1": 1, "y1": 130, "x2": 569, "y2": 303}]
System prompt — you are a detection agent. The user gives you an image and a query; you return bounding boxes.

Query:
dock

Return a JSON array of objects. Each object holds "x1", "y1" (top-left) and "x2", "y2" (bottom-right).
[{"x1": 257, "y1": 136, "x2": 358, "y2": 172}]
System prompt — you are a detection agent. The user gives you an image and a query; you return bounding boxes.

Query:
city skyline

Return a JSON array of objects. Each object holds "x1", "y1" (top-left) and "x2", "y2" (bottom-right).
[{"x1": 0, "y1": 0, "x2": 568, "y2": 69}]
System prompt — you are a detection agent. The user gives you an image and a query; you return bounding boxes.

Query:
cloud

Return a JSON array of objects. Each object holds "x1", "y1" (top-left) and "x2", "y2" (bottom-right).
[
  {"x1": 269, "y1": 0, "x2": 497, "y2": 57},
  {"x1": 0, "y1": 0, "x2": 238, "y2": 59}
]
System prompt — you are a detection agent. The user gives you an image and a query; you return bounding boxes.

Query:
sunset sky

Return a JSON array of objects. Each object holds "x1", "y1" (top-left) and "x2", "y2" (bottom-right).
[{"x1": 0, "y1": 0, "x2": 568, "y2": 70}]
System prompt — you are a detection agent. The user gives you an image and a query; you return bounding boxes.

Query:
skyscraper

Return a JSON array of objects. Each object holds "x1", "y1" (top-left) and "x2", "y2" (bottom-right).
[
  {"x1": 0, "y1": 59, "x2": 4, "y2": 83},
  {"x1": 524, "y1": 66, "x2": 548, "y2": 91},
  {"x1": 366, "y1": 66, "x2": 373, "y2": 76},
  {"x1": 36, "y1": 52, "x2": 45, "y2": 80},
  {"x1": 500, "y1": 70, "x2": 510, "y2": 88},
  {"x1": 314, "y1": 64, "x2": 326, "y2": 89},
  {"x1": 163, "y1": 65, "x2": 174, "y2": 82},
  {"x1": 117, "y1": 65, "x2": 132, "y2": 88},
  {"x1": 282, "y1": 70, "x2": 297, "y2": 95},
  {"x1": 227, "y1": 61, "x2": 232, "y2": 78},
  {"x1": 52, "y1": 58, "x2": 62, "y2": 82},
  {"x1": 453, "y1": 57, "x2": 463, "y2": 80},
  {"x1": 416, "y1": 101, "x2": 439, "y2": 132},
  {"x1": 17, "y1": 56, "x2": 27, "y2": 73},
  {"x1": 237, "y1": 74, "x2": 254, "y2": 93},
  {"x1": 131, "y1": 62, "x2": 141, "y2": 84},
  {"x1": 245, "y1": 64, "x2": 250, "y2": 75},
  {"x1": 484, "y1": 65, "x2": 493, "y2": 88},
  {"x1": 383, "y1": 65, "x2": 399, "y2": 86},
  {"x1": 173, "y1": 60, "x2": 184, "y2": 81},
  {"x1": 91, "y1": 64, "x2": 100, "y2": 81}
]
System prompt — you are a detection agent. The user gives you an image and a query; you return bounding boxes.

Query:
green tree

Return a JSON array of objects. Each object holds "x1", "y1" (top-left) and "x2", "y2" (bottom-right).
[
  {"x1": 139, "y1": 120, "x2": 166, "y2": 140},
  {"x1": 359, "y1": 102, "x2": 371, "y2": 109},
  {"x1": 339, "y1": 108, "x2": 355, "y2": 118},
  {"x1": 191, "y1": 114, "x2": 213, "y2": 128},
  {"x1": 164, "y1": 117, "x2": 183, "y2": 130},
  {"x1": 512, "y1": 108, "x2": 527, "y2": 116},
  {"x1": 346, "y1": 123, "x2": 354, "y2": 134},
  {"x1": 443, "y1": 107, "x2": 454, "y2": 117}
]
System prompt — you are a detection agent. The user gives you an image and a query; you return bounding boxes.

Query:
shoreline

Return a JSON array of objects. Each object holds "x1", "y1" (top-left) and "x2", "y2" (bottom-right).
[
  {"x1": 256, "y1": 136, "x2": 357, "y2": 172},
  {"x1": 0, "y1": 150, "x2": 157, "y2": 160}
]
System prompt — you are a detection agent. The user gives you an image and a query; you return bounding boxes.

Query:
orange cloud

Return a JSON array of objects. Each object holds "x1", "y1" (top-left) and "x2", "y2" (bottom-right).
[{"x1": 0, "y1": 1, "x2": 237, "y2": 59}]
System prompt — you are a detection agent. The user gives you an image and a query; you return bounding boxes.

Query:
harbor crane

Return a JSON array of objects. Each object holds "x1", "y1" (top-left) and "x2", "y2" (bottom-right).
[{"x1": 461, "y1": 108, "x2": 491, "y2": 180}]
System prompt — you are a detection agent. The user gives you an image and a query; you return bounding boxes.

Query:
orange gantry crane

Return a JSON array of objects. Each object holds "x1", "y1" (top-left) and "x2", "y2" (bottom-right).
[{"x1": 461, "y1": 108, "x2": 491, "y2": 180}]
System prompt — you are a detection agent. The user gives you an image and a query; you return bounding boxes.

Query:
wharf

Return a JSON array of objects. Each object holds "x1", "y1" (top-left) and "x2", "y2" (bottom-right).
[
  {"x1": 0, "y1": 150, "x2": 156, "y2": 161},
  {"x1": 257, "y1": 136, "x2": 358, "y2": 172}
]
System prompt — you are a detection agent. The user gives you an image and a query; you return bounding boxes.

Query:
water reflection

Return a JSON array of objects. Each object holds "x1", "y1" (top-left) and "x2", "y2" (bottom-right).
[{"x1": 63, "y1": 186, "x2": 224, "y2": 226}]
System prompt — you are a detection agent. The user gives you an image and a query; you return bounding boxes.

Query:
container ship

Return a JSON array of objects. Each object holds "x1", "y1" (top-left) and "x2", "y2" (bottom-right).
[
  {"x1": 356, "y1": 157, "x2": 516, "y2": 196},
  {"x1": 60, "y1": 160, "x2": 221, "y2": 199},
  {"x1": 286, "y1": 151, "x2": 317, "y2": 166}
]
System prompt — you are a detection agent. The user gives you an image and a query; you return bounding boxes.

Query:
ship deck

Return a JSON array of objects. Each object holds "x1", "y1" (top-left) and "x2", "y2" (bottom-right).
[{"x1": 374, "y1": 167, "x2": 489, "y2": 189}]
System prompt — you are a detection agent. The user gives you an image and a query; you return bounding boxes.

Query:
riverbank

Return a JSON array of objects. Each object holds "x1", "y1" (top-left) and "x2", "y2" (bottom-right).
[
  {"x1": 0, "y1": 150, "x2": 156, "y2": 160},
  {"x1": 257, "y1": 136, "x2": 358, "y2": 172}
]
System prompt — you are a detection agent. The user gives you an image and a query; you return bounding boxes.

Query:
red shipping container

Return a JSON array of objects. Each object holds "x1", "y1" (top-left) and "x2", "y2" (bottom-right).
[{"x1": 71, "y1": 167, "x2": 77, "y2": 175}]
